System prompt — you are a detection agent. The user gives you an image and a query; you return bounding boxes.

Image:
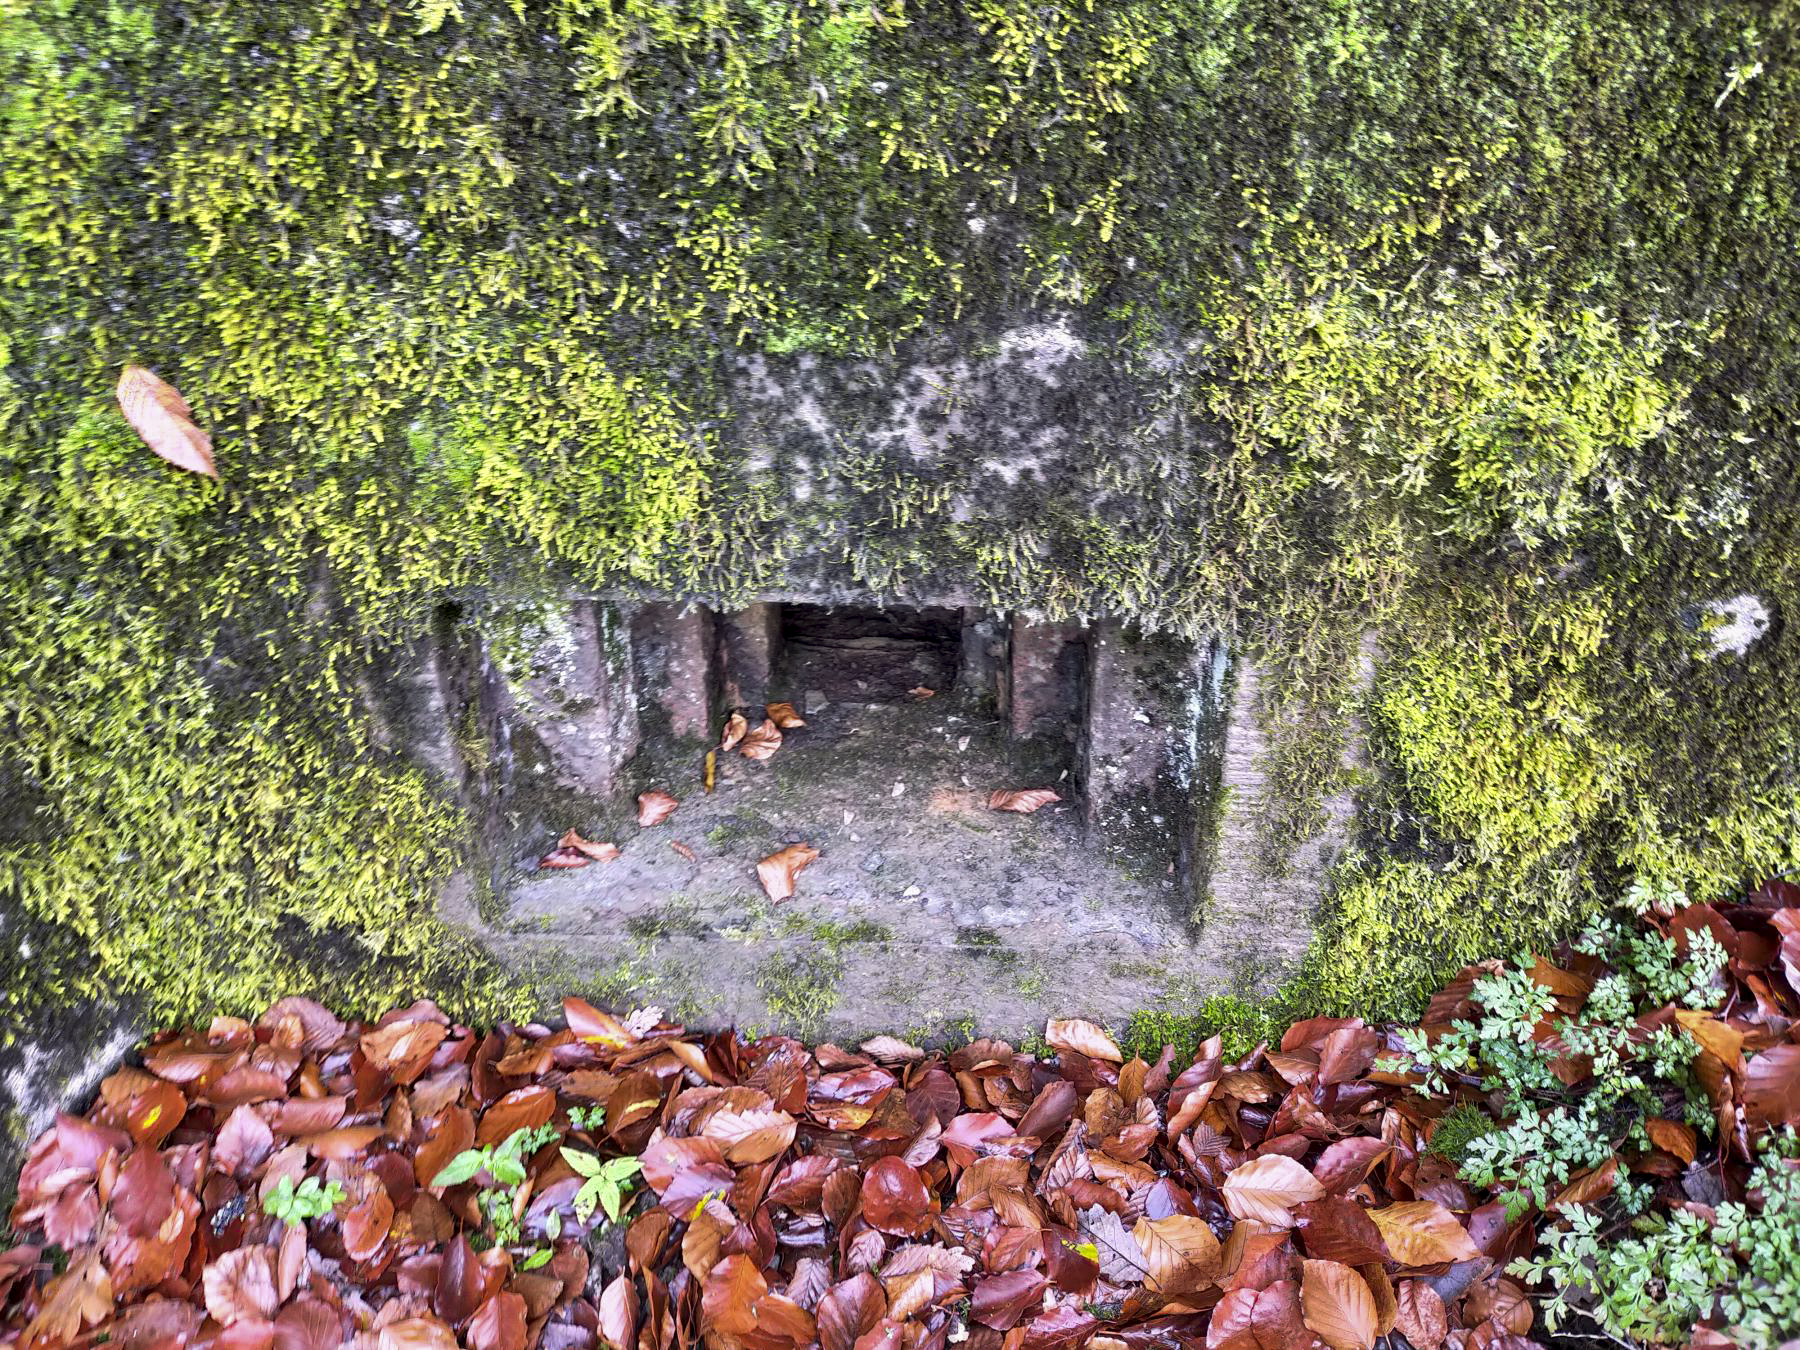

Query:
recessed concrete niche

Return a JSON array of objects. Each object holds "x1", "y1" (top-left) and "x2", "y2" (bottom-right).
[{"x1": 399, "y1": 592, "x2": 1356, "y2": 1039}]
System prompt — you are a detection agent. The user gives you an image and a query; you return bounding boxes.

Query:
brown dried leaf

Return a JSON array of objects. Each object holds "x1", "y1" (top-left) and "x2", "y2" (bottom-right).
[
  {"x1": 637, "y1": 792, "x2": 680, "y2": 827},
  {"x1": 204, "y1": 1246, "x2": 279, "y2": 1327},
  {"x1": 117, "y1": 365, "x2": 217, "y2": 478},
  {"x1": 766, "y1": 702, "x2": 807, "y2": 729},
  {"x1": 720, "y1": 713, "x2": 749, "y2": 752},
  {"x1": 1365, "y1": 1202, "x2": 1481, "y2": 1267},
  {"x1": 1221, "y1": 1155, "x2": 1324, "y2": 1228},
  {"x1": 1646, "y1": 1117, "x2": 1697, "y2": 1164},
  {"x1": 598, "y1": 1271, "x2": 639, "y2": 1350},
  {"x1": 1744, "y1": 1043, "x2": 1800, "y2": 1127},
  {"x1": 1046, "y1": 1019, "x2": 1123, "y2": 1063},
  {"x1": 467, "y1": 1292, "x2": 527, "y2": 1350},
  {"x1": 988, "y1": 789, "x2": 1061, "y2": 814},
  {"x1": 1132, "y1": 1214, "x2": 1222, "y2": 1295},
  {"x1": 861, "y1": 1157, "x2": 934, "y2": 1237},
  {"x1": 757, "y1": 843, "x2": 820, "y2": 902},
  {"x1": 739, "y1": 718, "x2": 784, "y2": 760},
  {"x1": 701, "y1": 1106, "x2": 797, "y2": 1165},
  {"x1": 24, "y1": 1251, "x2": 112, "y2": 1348},
  {"x1": 701, "y1": 1254, "x2": 768, "y2": 1337},
  {"x1": 560, "y1": 830, "x2": 622, "y2": 862},
  {"x1": 1299, "y1": 1260, "x2": 1377, "y2": 1350},
  {"x1": 1393, "y1": 1281, "x2": 1447, "y2": 1350}
]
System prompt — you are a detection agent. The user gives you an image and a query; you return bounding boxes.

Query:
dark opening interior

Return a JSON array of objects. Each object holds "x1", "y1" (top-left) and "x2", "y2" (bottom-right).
[{"x1": 779, "y1": 603, "x2": 963, "y2": 702}]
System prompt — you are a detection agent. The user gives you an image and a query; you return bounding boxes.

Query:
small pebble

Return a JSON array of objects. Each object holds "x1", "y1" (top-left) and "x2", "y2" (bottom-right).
[{"x1": 862, "y1": 852, "x2": 886, "y2": 874}]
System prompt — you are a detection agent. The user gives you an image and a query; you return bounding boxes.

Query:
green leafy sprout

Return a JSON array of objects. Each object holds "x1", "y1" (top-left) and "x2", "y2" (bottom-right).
[
  {"x1": 559, "y1": 1148, "x2": 643, "y2": 1224},
  {"x1": 430, "y1": 1123, "x2": 561, "y2": 1249},
  {"x1": 261, "y1": 1175, "x2": 345, "y2": 1227}
]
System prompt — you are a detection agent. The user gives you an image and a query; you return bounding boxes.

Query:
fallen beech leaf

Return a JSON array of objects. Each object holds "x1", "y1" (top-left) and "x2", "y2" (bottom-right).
[
  {"x1": 908, "y1": 687, "x2": 935, "y2": 699},
  {"x1": 1549, "y1": 1156, "x2": 1619, "y2": 1212},
  {"x1": 702, "y1": 1106, "x2": 797, "y2": 1164},
  {"x1": 205, "y1": 1246, "x2": 279, "y2": 1327},
  {"x1": 971, "y1": 1270, "x2": 1046, "y2": 1329},
  {"x1": 859, "y1": 1035, "x2": 924, "y2": 1064},
  {"x1": 24, "y1": 1251, "x2": 111, "y2": 1347},
  {"x1": 1046, "y1": 1018, "x2": 1123, "y2": 1063},
  {"x1": 275, "y1": 1298, "x2": 342, "y2": 1350},
  {"x1": 638, "y1": 791, "x2": 679, "y2": 827},
  {"x1": 702, "y1": 1254, "x2": 768, "y2": 1337},
  {"x1": 1300, "y1": 1260, "x2": 1377, "y2": 1350},
  {"x1": 989, "y1": 789, "x2": 1061, "y2": 814},
  {"x1": 215, "y1": 1103, "x2": 276, "y2": 1174},
  {"x1": 767, "y1": 702, "x2": 807, "y2": 728},
  {"x1": 477, "y1": 1085, "x2": 556, "y2": 1145},
  {"x1": 817, "y1": 1275, "x2": 886, "y2": 1350},
  {"x1": 341, "y1": 1172, "x2": 395, "y2": 1261},
  {"x1": 739, "y1": 718, "x2": 784, "y2": 760},
  {"x1": 1294, "y1": 1198, "x2": 1389, "y2": 1266},
  {"x1": 1207, "y1": 1280, "x2": 1315, "y2": 1350},
  {"x1": 598, "y1": 1272, "x2": 639, "y2": 1350},
  {"x1": 757, "y1": 843, "x2": 820, "y2": 901},
  {"x1": 561, "y1": 830, "x2": 621, "y2": 862},
  {"x1": 1366, "y1": 1202, "x2": 1481, "y2": 1266},
  {"x1": 1080, "y1": 1207, "x2": 1150, "y2": 1285},
  {"x1": 720, "y1": 713, "x2": 749, "y2": 752},
  {"x1": 1392, "y1": 1281, "x2": 1447, "y2": 1350},
  {"x1": 1222, "y1": 1155, "x2": 1324, "y2": 1227},
  {"x1": 467, "y1": 1292, "x2": 527, "y2": 1350},
  {"x1": 565, "y1": 997, "x2": 637, "y2": 1047},
  {"x1": 1647, "y1": 1117, "x2": 1697, "y2": 1163},
  {"x1": 671, "y1": 840, "x2": 697, "y2": 862},
  {"x1": 362, "y1": 1019, "x2": 448, "y2": 1084},
  {"x1": 111, "y1": 1144, "x2": 176, "y2": 1237},
  {"x1": 1744, "y1": 1043, "x2": 1800, "y2": 1126},
  {"x1": 117, "y1": 364, "x2": 217, "y2": 478},
  {"x1": 861, "y1": 1157, "x2": 934, "y2": 1236},
  {"x1": 537, "y1": 846, "x2": 594, "y2": 870},
  {"x1": 378, "y1": 1317, "x2": 459, "y2": 1350},
  {"x1": 1132, "y1": 1214, "x2": 1222, "y2": 1295}
]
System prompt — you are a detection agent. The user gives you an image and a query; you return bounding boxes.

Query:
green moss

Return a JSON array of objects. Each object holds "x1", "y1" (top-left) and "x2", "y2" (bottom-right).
[
  {"x1": 1428, "y1": 1102, "x2": 1499, "y2": 1166},
  {"x1": 1121, "y1": 994, "x2": 1288, "y2": 1065}
]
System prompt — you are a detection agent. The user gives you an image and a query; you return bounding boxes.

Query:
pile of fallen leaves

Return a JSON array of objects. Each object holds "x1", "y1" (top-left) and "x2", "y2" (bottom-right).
[{"x1": 4, "y1": 884, "x2": 1798, "y2": 1350}]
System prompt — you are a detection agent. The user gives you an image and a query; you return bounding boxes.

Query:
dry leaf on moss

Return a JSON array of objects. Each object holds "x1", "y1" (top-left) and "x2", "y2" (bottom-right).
[
  {"x1": 766, "y1": 702, "x2": 807, "y2": 728},
  {"x1": 117, "y1": 365, "x2": 216, "y2": 478}
]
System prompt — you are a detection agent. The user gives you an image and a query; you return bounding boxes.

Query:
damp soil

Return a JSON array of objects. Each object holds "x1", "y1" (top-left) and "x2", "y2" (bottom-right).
[{"x1": 469, "y1": 694, "x2": 1228, "y2": 1040}]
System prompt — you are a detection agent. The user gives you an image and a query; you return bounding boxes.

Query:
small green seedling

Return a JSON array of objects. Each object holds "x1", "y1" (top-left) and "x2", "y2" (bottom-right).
[
  {"x1": 559, "y1": 1148, "x2": 643, "y2": 1223},
  {"x1": 430, "y1": 1123, "x2": 560, "y2": 1189},
  {"x1": 262, "y1": 1176, "x2": 345, "y2": 1226}
]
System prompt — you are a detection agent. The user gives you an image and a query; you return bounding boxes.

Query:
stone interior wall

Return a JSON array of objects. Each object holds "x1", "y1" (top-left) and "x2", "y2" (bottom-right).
[{"x1": 387, "y1": 593, "x2": 1363, "y2": 966}]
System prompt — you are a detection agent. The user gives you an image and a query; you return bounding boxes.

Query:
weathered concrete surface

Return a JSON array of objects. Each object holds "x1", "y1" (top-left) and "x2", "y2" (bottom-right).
[
  {"x1": 632, "y1": 603, "x2": 718, "y2": 741},
  {"x1": 1082, "y1": 623, "x2": 1221, "y2": 891},
  {"x1": 721, "y1": 603, "x2": 783, "y2": 707},
  {"x1": 1200, "y1": 647, "x2": 1372, "y2": 992},
  {"x1": 1008, "y1": 617, "x2": 1086, "y2": 744},
  {"x1": 492, "y1": 599, "x2": 640, "y2": 797}
]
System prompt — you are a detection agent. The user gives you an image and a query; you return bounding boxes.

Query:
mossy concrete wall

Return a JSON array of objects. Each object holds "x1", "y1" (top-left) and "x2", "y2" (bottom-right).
[{"x1": 3, "y1": 0, "x2": 1800, "y2": 1060}]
